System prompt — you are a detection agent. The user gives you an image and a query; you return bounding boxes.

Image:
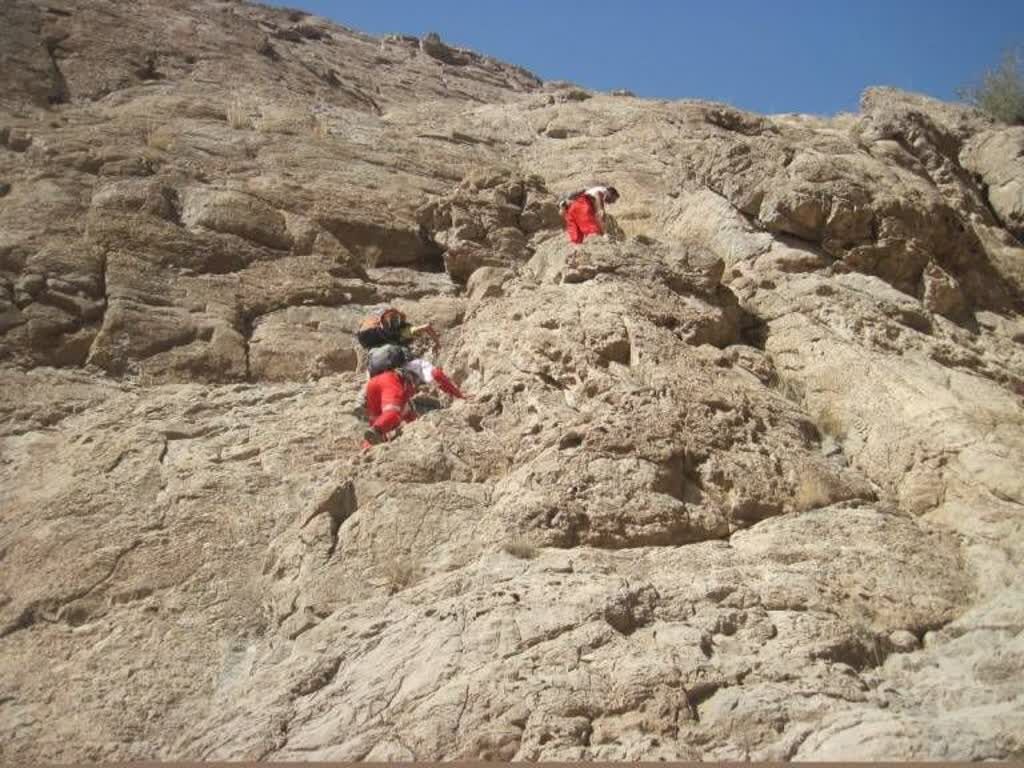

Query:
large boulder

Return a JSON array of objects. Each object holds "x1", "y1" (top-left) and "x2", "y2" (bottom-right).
[{"x1": 962, "y1": 126, "x2": 1024, "y2": 237}]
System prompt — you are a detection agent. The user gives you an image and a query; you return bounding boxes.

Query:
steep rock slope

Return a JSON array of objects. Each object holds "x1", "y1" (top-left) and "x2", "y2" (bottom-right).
[{"x1": 1, "y1": 0, "x2": 1023, "y2": 761}]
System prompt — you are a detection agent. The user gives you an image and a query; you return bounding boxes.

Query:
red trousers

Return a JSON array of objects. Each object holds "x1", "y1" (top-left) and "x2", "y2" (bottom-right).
[
  {"x1": 365, "y1": 370, "x2": 417, "y2": 435},
  {"x1": 564, "y1": 195, "x2": 603, "y2": 244}
]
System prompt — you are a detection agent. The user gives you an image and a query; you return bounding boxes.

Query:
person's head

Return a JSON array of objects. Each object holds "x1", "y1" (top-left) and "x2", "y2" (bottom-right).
[{"x1": 604, "y1": 186, "x2": 620, "y2": 204}]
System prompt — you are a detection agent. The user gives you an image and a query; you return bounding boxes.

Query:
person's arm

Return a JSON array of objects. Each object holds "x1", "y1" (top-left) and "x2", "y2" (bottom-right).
[
  {"x1": 410, "y1": 323, "x2": 440, "y2": 344},
  {"x1": 432, "y1": 367, "x2": 465, "y2": 399},
  {"x1": 398, "y1": 323, "x2": 439, "y2": 347}
]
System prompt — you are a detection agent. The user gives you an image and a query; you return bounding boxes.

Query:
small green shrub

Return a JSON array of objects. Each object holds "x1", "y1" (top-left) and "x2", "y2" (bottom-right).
[{"x1": 959, "y1": 48, "x2": 1024, "y2": 125}]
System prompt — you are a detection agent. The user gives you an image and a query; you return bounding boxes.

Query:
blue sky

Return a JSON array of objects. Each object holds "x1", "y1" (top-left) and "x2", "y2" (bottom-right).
[{"x1": 285, "y1": 1, "x2": 1023, "y2": 115}]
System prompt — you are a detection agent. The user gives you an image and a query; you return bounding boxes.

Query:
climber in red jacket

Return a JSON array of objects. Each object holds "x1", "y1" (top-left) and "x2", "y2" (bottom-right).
[
  {"x1": 562, "y1": 185, "x2": 620, "y2": 244},
  {"x1": 362, "y1": 359, "x2": 466, "y2": 448}
]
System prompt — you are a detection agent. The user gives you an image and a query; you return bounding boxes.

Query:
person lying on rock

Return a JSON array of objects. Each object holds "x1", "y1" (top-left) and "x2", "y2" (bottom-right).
[
  {"x1": 560, "y1": 184, "x2": 620, "y2": 244},
  {"x1": 362, "y1": 357, "x2": 466, "y2": 448}
]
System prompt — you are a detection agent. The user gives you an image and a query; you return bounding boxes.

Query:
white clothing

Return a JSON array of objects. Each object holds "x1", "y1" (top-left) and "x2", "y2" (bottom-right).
[
  {"x1": 584, "y1": 186, "x2": 610, "y2": 224},
  {"x1": 402, "y1": 357, "x2": 436, "y2": 385}
]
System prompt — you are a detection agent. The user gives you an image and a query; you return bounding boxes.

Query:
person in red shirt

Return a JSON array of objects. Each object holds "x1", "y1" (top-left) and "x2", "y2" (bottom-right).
[
  {"x1": 562, "y1": 185, "x2": 620, "y2": 244},
  {"x1": 362, "y1": 359, "x2": 466, "y2": 448}
]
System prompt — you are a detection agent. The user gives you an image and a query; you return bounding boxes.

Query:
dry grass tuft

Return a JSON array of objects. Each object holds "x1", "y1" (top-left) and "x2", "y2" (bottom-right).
[
  {"x1": 254, "y1": 104, "x2": 314, "y2": 134},
  {"x1": 141, "y1": 118, "x2": 174, "y2": 151},
  {"x1": 769, "y1": 373, "x2": 805, "y2": 405},
  {"x1": 793, "y1": 469, "x2": 835, "y2": 513},
  {"x1": 502, "y1": 536, "x2": 539, "y2": 560},
  {"x1": 814, "y1": 403, "x2": 847, "y2": 440},
  {"x1": 381, "y1": 555, "x2": 421, "y2": 594},
  {"x1": 311, "y1": 115, "x2": 331, "y2": 139},
  {"x1": 225, "y1": 99, "x2": 251, "y2": 130}
]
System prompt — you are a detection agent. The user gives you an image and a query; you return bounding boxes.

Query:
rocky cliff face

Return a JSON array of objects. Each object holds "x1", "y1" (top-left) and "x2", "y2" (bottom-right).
[{"x1": 2, "y1": 0, "x2": 1023, "y2": 761}]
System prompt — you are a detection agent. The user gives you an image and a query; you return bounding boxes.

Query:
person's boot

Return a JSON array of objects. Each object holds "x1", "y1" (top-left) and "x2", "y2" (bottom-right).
[{"x1": 361, "y1": 426, "x2": 385, "y2": 450}]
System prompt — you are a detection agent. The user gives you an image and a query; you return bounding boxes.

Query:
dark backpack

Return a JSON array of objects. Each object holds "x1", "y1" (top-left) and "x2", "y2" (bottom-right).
[
  {"x1": 356, "y1": 307, "x2": 407, "y2": 350},
  {"x1": 558, "y1": 189, "x2": 587, "y2": 213},
  {"x1": 366, "y1": 344, "x2": 410, "y2": 377}
]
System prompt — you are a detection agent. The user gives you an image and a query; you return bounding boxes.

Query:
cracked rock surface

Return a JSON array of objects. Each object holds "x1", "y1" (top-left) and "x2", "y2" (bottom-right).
[{"x1": 1, "y1": 0, "x2": 1023, "y2": 761}]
